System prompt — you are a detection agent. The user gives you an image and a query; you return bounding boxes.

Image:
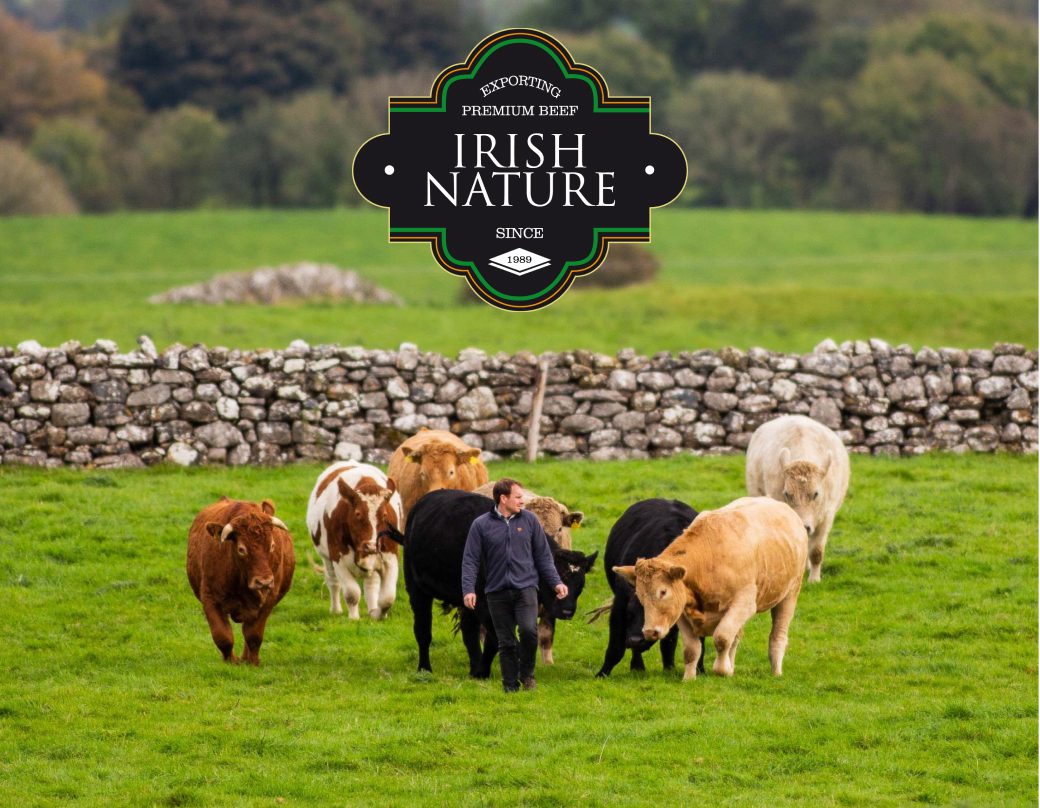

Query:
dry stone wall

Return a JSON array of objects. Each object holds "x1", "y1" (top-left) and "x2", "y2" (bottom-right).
[{"x1": 0, "y1": 336, "x2": 1035, "y2": 469}]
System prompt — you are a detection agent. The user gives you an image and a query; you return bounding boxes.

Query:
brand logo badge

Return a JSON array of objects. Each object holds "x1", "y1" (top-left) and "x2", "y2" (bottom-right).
[{"x1": 353, "y1": 28, "x2": 687, "y2": 311}]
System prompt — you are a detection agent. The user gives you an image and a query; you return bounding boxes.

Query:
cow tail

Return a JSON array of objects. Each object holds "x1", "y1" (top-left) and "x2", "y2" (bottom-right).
[
  {"x1": 305, "y1": 547, "x2": 325, "y2": 576},
  {"x1": 585, "y1": 597, "x2": 614, "y2": 623}
]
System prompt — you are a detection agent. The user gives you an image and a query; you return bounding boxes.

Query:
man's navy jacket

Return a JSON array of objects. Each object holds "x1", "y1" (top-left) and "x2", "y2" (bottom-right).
[{"x1": 461, "y1": 507, "x2": 561, "y2": 596}]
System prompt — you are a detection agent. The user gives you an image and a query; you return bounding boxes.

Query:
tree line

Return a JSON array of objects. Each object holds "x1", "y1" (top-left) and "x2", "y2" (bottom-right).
[{"x1": 0, "y1": 0, "x2": 1035, "y2": 216}]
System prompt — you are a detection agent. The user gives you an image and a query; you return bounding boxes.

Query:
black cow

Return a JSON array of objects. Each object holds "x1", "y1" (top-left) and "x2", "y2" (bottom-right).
[
  {"x1": 402, "y1": 489, "x2": 597, "y2": 677},
  {"x1": 596, "y1": 498, "x2": 704, "y2": 677}
]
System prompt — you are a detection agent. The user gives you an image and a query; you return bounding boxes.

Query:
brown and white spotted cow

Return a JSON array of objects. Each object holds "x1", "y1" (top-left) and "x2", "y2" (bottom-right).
[{"x1": 306, "y1": 461, "x2": 404, "y2": 620}]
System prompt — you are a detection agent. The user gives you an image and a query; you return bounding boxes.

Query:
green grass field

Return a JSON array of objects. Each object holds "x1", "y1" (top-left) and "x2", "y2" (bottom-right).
[
  {"x1": 0, "y1": 208, "x2": 1034, "y2": 353},
  {"x1": 0, "y1": 454, "x2": 1035, "y2": 806}
]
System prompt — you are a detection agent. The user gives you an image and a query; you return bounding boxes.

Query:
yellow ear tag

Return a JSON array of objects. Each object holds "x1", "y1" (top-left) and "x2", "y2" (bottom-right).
[
  {"x1": 573, "y1": 522, "x2": 582, "y2": 529},
  {"x1": 469, "y1": 456, "x2": 479, "y2": 464}
]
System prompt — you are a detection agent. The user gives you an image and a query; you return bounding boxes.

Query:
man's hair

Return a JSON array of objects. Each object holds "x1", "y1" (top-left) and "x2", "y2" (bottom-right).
[{"x1": 493, "y1": 478, "x2": 522, "y2": 505}]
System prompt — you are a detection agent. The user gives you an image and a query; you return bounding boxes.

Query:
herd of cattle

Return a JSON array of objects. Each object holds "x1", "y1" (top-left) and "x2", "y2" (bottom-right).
[{"x1": 186, "y1": 415, "x2": 850, "y2": 680}]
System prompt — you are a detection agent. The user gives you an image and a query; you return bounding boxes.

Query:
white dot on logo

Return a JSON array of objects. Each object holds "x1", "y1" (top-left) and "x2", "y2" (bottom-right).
[
  {"x1": 645, "y1": 165, "x2": 655, "y2": 175},
  {"x1": 384, "y1": 165, "x2": 395, "y2": 176}
]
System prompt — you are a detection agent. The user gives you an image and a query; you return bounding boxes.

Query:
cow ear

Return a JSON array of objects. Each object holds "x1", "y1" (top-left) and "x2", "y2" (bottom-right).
[
  {"x1": 337, "y1": 478, "x2": 361, "y2": 506},
  {"x1": 779, "y1": 447, "x2": 791, "y2": 471},
  {"x1": 385, "y1": 478, "x2": 397, "y2": 497},
  {"x1": 613, "y1": 565, "x2": 636, "y2": 584},
  {"x1": 402, "y1": 447, "x2": 419, "y2": 463},
  {"x1": 205, "y1": 521, "x2": 224, "y2": 541},
  {"x1": 821, "y1": 450, "x2": 833, "y2": 476},
  {"x1": 564, "y1": 511, "x2": 584, "y2": 528},
  {"x1": 668, "y1": 565, "x2": 686, "y2": 581},
  {"x1": 260, "y1": 499, "x2": 276, "y2": 516},
  {"x1": 584, "y1": 550, "x2": 598, "y2": 571},
  {"x1": 459, "y1": 449, "x2": 480, "y2": 465}
]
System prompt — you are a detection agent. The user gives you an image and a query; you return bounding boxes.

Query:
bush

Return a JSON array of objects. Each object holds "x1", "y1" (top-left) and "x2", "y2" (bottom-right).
[
  {"x1": 0, "y1": 139, "x2": 78, "y2": 215},
  {"x1": 454, "y1": 243, "x2": 659, "y2": 304},
  {"x1": 30, "y1": 117, "x2": 118, "y2": 211},
  {"x1": 665, "y1": 72, "x2": 795, "y2": 207},
  {"x1": 122, "y1": 105, "x2": 225, "y2": 209}
]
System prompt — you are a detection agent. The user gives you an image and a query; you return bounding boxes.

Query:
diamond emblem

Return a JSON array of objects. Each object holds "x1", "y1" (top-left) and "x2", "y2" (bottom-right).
[{"x1": 488, "y1": 248, "x2": 551, "y2": 276}]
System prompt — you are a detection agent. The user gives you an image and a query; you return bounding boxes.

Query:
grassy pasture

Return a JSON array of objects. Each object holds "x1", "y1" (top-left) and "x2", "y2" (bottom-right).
[
  {"x1": 0, "y1": 208, "x2": 1034, "y2": 353},
  {"x1": 0, "y1": 453, "x2": 1035, "y2": 806}
]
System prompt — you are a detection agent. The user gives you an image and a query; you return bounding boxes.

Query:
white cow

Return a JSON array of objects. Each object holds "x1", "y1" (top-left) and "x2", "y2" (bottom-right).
[
  {"x1": 306, "y1": 461, "x2": 404, "y2": 619},
  {"x1": 746, "y1": 415, "x2": 850, "y2": 583}
]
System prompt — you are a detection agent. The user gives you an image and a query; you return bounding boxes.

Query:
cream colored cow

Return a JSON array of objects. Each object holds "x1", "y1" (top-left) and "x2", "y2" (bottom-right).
[{"x1": 746, "y1": 414, "x2": 850, "y2": 582}]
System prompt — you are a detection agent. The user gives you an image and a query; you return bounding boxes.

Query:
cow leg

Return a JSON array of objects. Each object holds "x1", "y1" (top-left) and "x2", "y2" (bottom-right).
[
  {"x1": 411, "y1": 591, "x2": 434, "y2": 672},
  {"x1": 769, "y1": 591, "x2": 801, "y2": 676},
  {"x1": 377, "y1": 552, "x2": 399, "y2": 617},
  {"x1": 711, "y1": 588, "x2": 757, "y2": 677},
  {"x1": 676, "y1": 617, "x2": 702, "y2": 681},
  {"x1": 538, "y1": 610, "x2": 556, "y2": 665},
  {"x1": 338, "y1": 568, "x2": 362, "y2": 620},
  {"x1": 241, "y1": 612, "x2": 270, "y2": 666},
  {"x1": 323, "y1": 559, "x2": 342, "y2": 615},
  {"x1": 660, "y1": 627, "x2": 680, "y2": 671},
  {"x1": 807, "y1": 514, "x2": 834, "y2": 583},
  {"x1": 630, "y1": 649, "x2": 646, "y2": 672},
  {"x1": 363, "y1": 571, "x2": 382, "y2": 620},
  {"x1": 479, "y1": 615, "x2": 499, "y2": 679},
  {"x1": 595, "y1": 599, "x2": 629, "y2": 677},
  {"x1": 459, "y1": 608, "x2": 486, "y2": 678},
  {"x1": 202, "y1": 601, "x2": 237, "y2": 663}
]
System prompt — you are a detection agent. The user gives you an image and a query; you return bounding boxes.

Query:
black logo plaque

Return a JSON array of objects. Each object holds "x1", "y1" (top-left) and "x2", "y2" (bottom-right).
[{"x1": 353, "y1": 28, "x2": 687, "y2": 311}]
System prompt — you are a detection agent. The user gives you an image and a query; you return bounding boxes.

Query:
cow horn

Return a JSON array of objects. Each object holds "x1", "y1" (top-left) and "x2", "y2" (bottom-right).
[
  {"x1": 270, "y1": 517, "x2": 288, "y2": 531},
  {"x1": 219, "y1": 523, "x2": 234, "y2": 543}
]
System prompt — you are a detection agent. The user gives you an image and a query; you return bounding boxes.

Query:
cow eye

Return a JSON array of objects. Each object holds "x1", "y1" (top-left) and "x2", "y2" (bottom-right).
[
  {"x1": 783, "y1": 492, "x2": 792, "y2": 501},
  {"x1": 237, "y1": 544, "x2": 248, "y2": 557},
  {"x1": 270, "y1": 540, "x2": 275, "y2": 552},
  {"x1": 813, "y1": 491, "x2": 819, "y2": 500},
  {"x1": 658, "y1": 589, "x2": 667, "y2": 599}
]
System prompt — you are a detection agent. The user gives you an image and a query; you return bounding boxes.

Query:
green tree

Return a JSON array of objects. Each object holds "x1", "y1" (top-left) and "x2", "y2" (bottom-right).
[
  {"x1": 628, "y1": 0, "x2": 816, "y2": 77},
  {"x1": 352, "y1": 0, "x2": 483, "y2": 74},
  {"x1": 563, "y1": 27, "x2": 677, "y2": 102},
  {"x1": 666, "y1": 72, "x2": 794, "y2": 207},
  {"x1": 122, "y1": 105, "x2": 225, "y2": 208},
  {"x1": 834, "y1": 51, "x2": 1036, "y2": 214},
  {"x1": 115, "y1": 0, "x2": 364, "y2": 116},
  {"x1": 30, "y1": 117, "x2": 118, "y2": 211}
]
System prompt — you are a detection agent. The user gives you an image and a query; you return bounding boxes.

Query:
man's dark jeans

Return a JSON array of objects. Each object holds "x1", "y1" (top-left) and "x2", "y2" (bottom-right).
[{"x1": 486, "y1": 587, "x2": 538, "y2": 691}]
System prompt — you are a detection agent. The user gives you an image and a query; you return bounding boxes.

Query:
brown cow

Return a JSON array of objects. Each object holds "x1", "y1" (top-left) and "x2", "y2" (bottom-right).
[
  {"x1": 388, "y1": 429, "x2": 488, "y2": 526},
  {"x1": 614, "y1": 497, "x2": 806, "y2": 680},
  {"x1": 186, "y1": 498, "x2": 295, "y2": 665}
]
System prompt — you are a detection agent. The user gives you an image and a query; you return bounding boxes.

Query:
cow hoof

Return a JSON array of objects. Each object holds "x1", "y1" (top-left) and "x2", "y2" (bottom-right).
[
  {"x1": 594, "y1": 670, "x2": 609, "y2": 678},
  {"x1": 368, "y1": 609, "x2": 382, "y2": 620}
]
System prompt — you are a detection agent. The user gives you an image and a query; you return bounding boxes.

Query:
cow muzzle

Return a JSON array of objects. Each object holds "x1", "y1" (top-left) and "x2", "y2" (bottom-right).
[
  {"x1": 643, "y1": 626, "x2": 666, "y2": 641},
  {"x1": 627, "y1": 633, "x2": 653, "y2": 650},
  {"x1": 249, "y1": 575, "x2": 274, "y2": 592}
]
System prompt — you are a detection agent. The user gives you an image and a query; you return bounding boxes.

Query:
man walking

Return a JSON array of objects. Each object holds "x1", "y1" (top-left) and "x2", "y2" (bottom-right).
[{"x1": 462, "y1": 478, "x2": 568, "y2": 692}]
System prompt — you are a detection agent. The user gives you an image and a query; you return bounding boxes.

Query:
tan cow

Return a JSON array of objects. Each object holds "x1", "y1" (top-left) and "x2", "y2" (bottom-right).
[
  {"x1": 472, "y1": 482, "x2": 584, "y2": 549},
  {"x1": 614, "y1": 497, "x2": 806, "y2": 680},
  {"x1": 186, "y1": 498, "x2": 295, "y2": 665},
  {"x1": 388, "y1": 429, "x2": 488, "y2": 526},
  {"x1": 745, "y1": 414, "x2": 850, "y2": 582}
]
